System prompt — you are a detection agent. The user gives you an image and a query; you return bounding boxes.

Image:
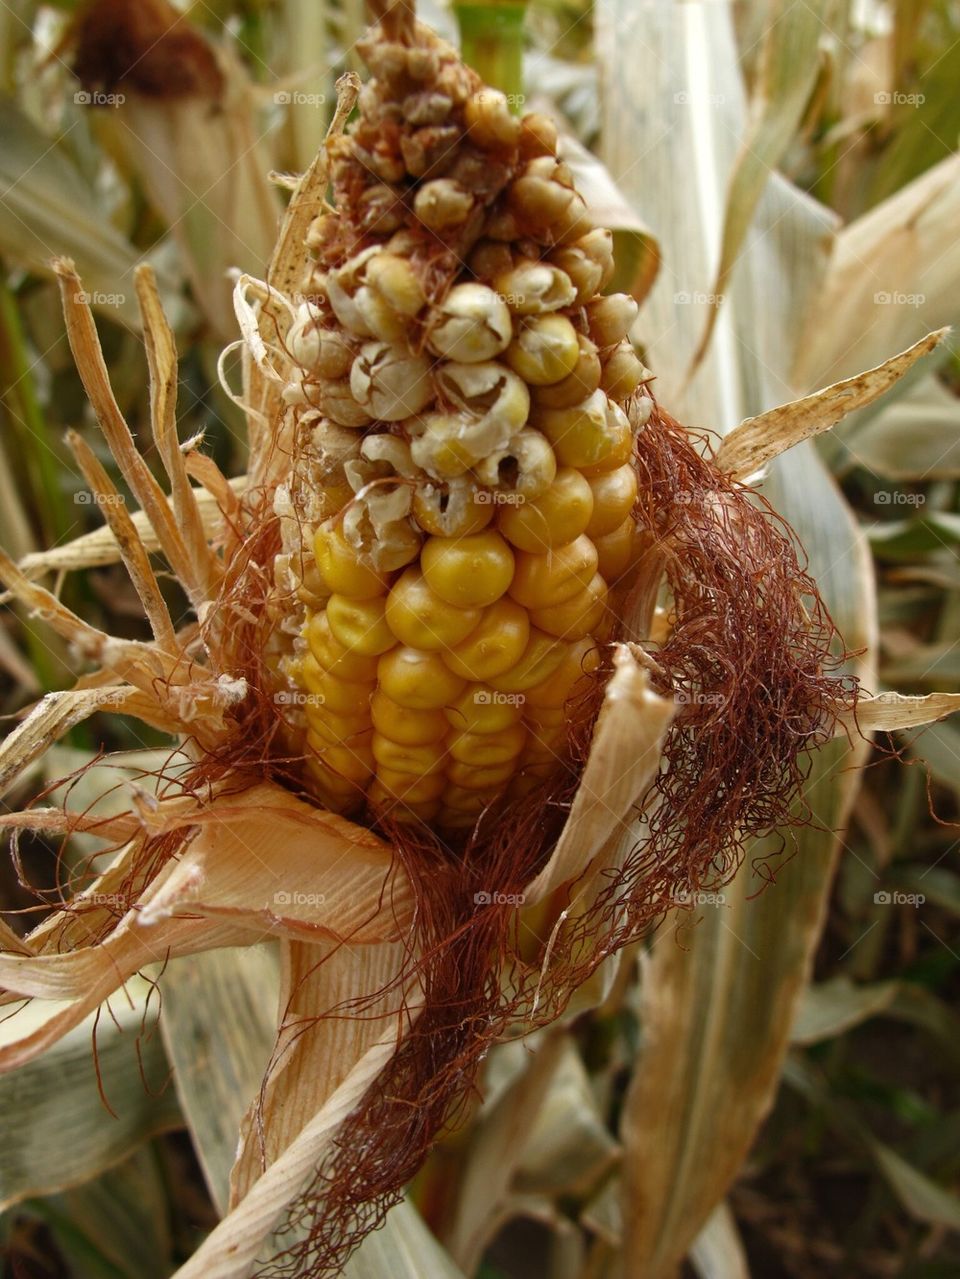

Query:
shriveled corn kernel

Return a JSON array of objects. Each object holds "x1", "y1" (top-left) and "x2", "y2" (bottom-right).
[
  {"x1": 524, "y1": 637, "x2": 598, "y2": 708},
  {"x1": 449, "y1": 722, "x2": 526, "y2": 766},
  {"x1": 412, "y1": 478, "x2": 493, "y2": 537},
  {"x1": 593, "y1": 517, "x2": 639, "y2": 581},
  {"x1": 530, "y1": 572, "x2": 608, "y2": 639},
  {"x1": 316, "y1": 379, "x2": 374, "y2": 428},
  {"x1": 535, "y1": 390, "x2": 627, "y2": 470},
  {"x1": 508, "y1": 172, "x2": 591, "y2": 241},
  {"x1": 385, "y1": 569, "x2": 483, "y2": 649},
  {"x1": 314, "y1": 524, "x2": 389, "y2": 598},
  {"x1": 532, "y1": 335, "x2": 602, "y2": 409},
  {"x1": 442, "y1": 597, "x2": 530, "y2": 681},
  {"x1": 421, "y1": 531, "x2": 515, "y2": 607},
  {"x1": 505, "y1": 314, "x2": 580, "y2": 385},
  {"x1": 464, "y1": 88, "x2": 521, "y2": 148},
  {"x1": 578, "y1": 404, "x2": 634, "y2": 475},
  {"x1": 409, "y1": 413, "x2": 477, "y2": 479},
  {"x1": 509, "y1": 535, "x2": 598, "y2": 609},
  {"x1": 518, "y1": 112, "x2": 558, "y2": 159},
  {"x1": 371, "y1": 734, "x2": 447, "y2": 775},
  {"x1": 305, "y1": 612, "x2": 381, "y2": 681},
  {"x1": 447, "y1": 760, "x2": 517, "y2": 790},
  {"x1": 468, "y1": 239, "x2": 514, "y2": 281},
  {"x1": 586, "y1": 293, "x2": 639, "y2": 348},
  {"x1": 370, "y1": 690, "x2": 447, "y2": 745},
  {"x1": 426, "y1": 283, "x2": 512, "y2": 362},
  {"x1": 473, "y1": 429, "x2": 557, "y2": 501},
  {"x1": 444, "y1": 684, "x2": 524, "y2": 733},
  {"x1": 493, "y1": 261, "x2": 576, "y2": 315},
  {"x1": 378, "y1": 646, "x2": 467, "y2": 709},
  {"x1": 364, "y1": 252, "x2": 426, "y2": 317},
  {"x1": 550, "y1": 228, "x2": 615, "y2": 294},
  {"x1": 584, "y1": 464, "x2": 638, "y2": 538},
  {"x1": 497, "y1": 467, "x2": 594, "y2": 552},
  {"x1": 372, "y1": 768, "x2": 446, "y2": 803},
  {"x1": 325, "y1": 594, "x2": 396, "y2": 656},
  {"x1": 435, "y1": 362, "x2": 529, "y2": 435},
  {"x1": 349, "y1": 342, "x2": 433, "y2": 421},
  {"x1": 489, "y1": 629, "x2": 566, "y2": 692},
  {"x1": 600, "y1": 341, "x2": 647, "y2": 401},
  {"x1": 414, "y1": 179, "x2": 474, "y2": 231}
]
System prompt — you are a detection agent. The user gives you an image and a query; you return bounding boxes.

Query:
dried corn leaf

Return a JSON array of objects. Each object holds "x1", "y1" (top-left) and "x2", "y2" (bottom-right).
[
  {"x1": 843, "y1": 690, "x2": 960, "y2": 733},
  {"x1": 688, "y1": 1202, "x2": 750, "y2": 1279},
  {"x1": 0, "y1": 976, "x2": 181, "y2": 1211}
]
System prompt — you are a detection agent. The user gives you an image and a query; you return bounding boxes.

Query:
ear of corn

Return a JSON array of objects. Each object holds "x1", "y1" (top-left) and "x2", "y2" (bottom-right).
[{"x1": 273, "y1": 21, "x2": 651, "y2": 831}]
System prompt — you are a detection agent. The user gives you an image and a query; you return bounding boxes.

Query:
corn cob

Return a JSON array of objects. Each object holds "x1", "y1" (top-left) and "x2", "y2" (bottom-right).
[{"x1": 273, "y1": 13, "x2": 652, "y2": 830}]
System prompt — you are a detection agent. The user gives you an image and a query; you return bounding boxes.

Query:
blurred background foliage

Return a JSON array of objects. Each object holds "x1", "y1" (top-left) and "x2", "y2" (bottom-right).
[{"x1": 0, "y1": 1, "x2": 958, "y2": 1277}]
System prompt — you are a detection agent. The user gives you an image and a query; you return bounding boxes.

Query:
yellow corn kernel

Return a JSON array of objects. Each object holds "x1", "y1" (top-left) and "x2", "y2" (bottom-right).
[
  {"x1": 448, "y1": 722, "x2": 527, "y2": 767},
  {"x1": 412, "y1": 480, "x2": 494, "y2": 537},
  {"x1": 530, "y1": 572, "x2": 609, "y2": 639},
  {"x1": 535, "y1": 390, "x2": 627, "y2": 471},
  {"x1": 314, "y1": 524, "x2": 389, "y2": 598},
  {"x1": 442, "y1": 597, "x2": 530, "y2": 681},
  {"x1": 370, "y1": 690, "x2": 447, "y2": 745},
  {"x1": 509, "y1": 535, "x2": 598, "y2": 609},
  {"x1": 600, "y1": 341, "x2": 647, "y2": 401},
  {"x1": 305, "y1": 711, "x2": 372, "y2": 749},
  {"x1": 367, "y1": 777, "x2": 440, "y2": 822},
  {"x1": 301, "y1": 658, "x2": 373, "y2": 716},
  {"x1": 304, "y1": 612, "x2": 381, "y2": 681},
  {"x1": 532, "y1": 335, "x2": 602, "y2": 409},
  {"x1": 409, "y1": 413, "x2": 478, "y2": 479},
  {"x1": 378, "y1": 646, "x2": 468, "y2": 709},
  {"x1": 420, "y1": 531, "x2": 515, "y2": 608},
  {"x1": 585, "y1": 293, "x2": 639, "y2": 348},
  {"x1": 438, "y1": 788, "x2": 501, "y2": 825},
  {"x1": 385, "y1": 569, "x2": 483, "y2": 650},
  {"x1": 579, "y1": 409, "x2": 635, "y2": 476},
  {"x1": 306, "y1": 760, "x2": 365, "y2": 810},
  {"x1": 504, "y1": 315, "x2": 581, "y2": 386},
  {"x1": 489, "y1": 629, "x2": 566, "y2": 692},
  {"x1": 443, "y1": 684, "x2": 524, "y2": 734},
  {"x1": 585, "y1": 465, "x2": 638, "y2": 538},
  {"x1": 497, "y1": 468, "x2": 594, "y2": 552},
  {"x1": 325, "y1": 594, "x2": 396, "y2": 656},
  {"x1": 371, "y1": 768, "x2": 447, "y2": 803},
  {"x1": 307, "y1": 740, "x2": 375, "y2": 785},
  {"x1": 524, "y1": 637, "x2": 599, "y2": 708},
  {"x1": 371, "y1": 733, "x2": 447, "y2": 775},
  {"x1": 594, "y1": 517, "x2": 640, "y2": 581},
  {"x1": 446, "y1": 759, "x2": 517, "y2": 790}
]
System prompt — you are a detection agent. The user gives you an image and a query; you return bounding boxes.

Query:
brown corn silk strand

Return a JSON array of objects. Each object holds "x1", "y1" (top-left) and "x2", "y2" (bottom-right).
[{"x1": 256, "y1": 405, "x2": 858, "y2": 1278}]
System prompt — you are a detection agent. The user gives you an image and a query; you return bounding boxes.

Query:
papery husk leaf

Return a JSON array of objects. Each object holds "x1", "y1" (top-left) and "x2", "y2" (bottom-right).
[
  {"x1": 688, "y1": 1202, "x2": 751, "y2": 1279},
  {"x1": 717, "y1": 329, "x2": 948, "y2": 482},
  {"x1": 0, "y1": 686, "x2": 135, "y2": 796},
  {"x1": 0, "y1": 976, "x2": 182, "y2": 1211},
  {"x1": 793, "y1": 153, "x2": 960, "y2": 390},
  {"x1": 841, "y1": 690, "x2": 960, "y2": 733}
]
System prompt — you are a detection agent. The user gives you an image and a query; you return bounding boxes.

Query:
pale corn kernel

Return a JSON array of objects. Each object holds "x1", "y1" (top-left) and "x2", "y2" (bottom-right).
[
  {"x1": 349, "y1": 342, "x2": 434, "y2": 421},
  {"x1": 442, "y1": 597, "x2": 530, "y2": 681},
  {"x1": 426, "y1": 283, "x2": 513, "y2": 363},
  {"x1": 505, "y1": 314, "x2": 581, "y2": 385},
  {"x1": 488, "y1": 629, "x2": 566, "y2": 692},
  {"x1": 448, "y1": 722, "x2": 527, "y2": 766},
  {"x1": 518, "y1": 112, "x2": 558, "y2": 159},
  {"x1": 378, "y1": 646, "x2": 468, "y2": 709},
  {"x1": 586, "y1": 293, "x2": 639, "y2": 348},
  {"x1": 535, "y1": 390, "x2": 627, "y2": 470},
  {"x1": 552, "y1": 228, "x2": 615, "y2": 293},
  {"x1": 325, "y1": 594, "x2": 396, "y2": 655},
  {"x1": 353, "y1": 289, "x2": 408, "y2": 343},
  {"x1": 473, "y1": 429, "x2": 557, "y2": 501},
  {"x1": 412, "y1": 478, "x2": 494, "y2": 536},
  {"x1": 464, "y1": 89, "x2": 521, "y2": 148},
  {"x1": 509, "y1": 535, "x2": 598, "y2": 609},
  {"x1": 497, "y1": 467, "x2": 594, "y2": 552},
  {"x1": 493, "y1": 261, "x2": 577, "y2": 315},
  {"x1": 414, "y1": 179, "x2": 474, "y2": 231},
  {"x1": 434, "y1": 362, "x2": 529, "y2": 435},
  {"x1": 364, "y1": 252, "x2": 426, "y2": 316},
  {"x1": 600, "y1": 341, "x2": 647, "y2": 401},
  {"x1": 371, "y1": 734, "x2": 447, "y2": 776},
  {"x1": 305, "y1": 612, "x2": 381, "y2": 681},
  {"x1": 421, "y1": 531, "x2": 515, "y2": 607},
  {"x1": 409, "y1": 413, "x2": 477, "y2": 479},
  {"x1": 530, "y1": 572, "x2": 609, "y2": 639},
  {"x1": 593, "y1": 517, "x2": 640, "y2": 581},
  {"x1": 532, "y1": 335, "x2": 602, "y2": 409},
  {"x1": 446, "y1": 760, "x2": 517, "y2": 790},
  {"x1": 314, "y1": 524, "x2": 390, "y2": 598},
  {"x1": 584, "y1": 465, "x2": 638, "y2": 538},
  {"x1": 317, "y1": 379, "x2": 375, "y2": 428},
  {"x1": 508, "y1": 172, "x2": 590, "y2": 239},
  {"x1": 444, "y1": 685, "x2": 524, "y2": 734},
  {"x1": 371, "y1": 690, "x2": 448, "y2": 745},
  {"x1": 385, "y1": 569, "x2": 483, "y2": 650},
  {"x1": 545, "y1": 243, "x2": 605, "y2": 303}
]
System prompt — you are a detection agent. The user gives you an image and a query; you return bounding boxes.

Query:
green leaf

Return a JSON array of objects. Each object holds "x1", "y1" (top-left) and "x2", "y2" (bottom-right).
[
  {"x1": 0, "y1": 976, "x2": 181, "y2": 1212},
  {"x1": 791, "y1": 977, "x2": 900, "y2": 1045},
  {"x1": 867, "y1": 511, "x2": 960, "y2": 559}
]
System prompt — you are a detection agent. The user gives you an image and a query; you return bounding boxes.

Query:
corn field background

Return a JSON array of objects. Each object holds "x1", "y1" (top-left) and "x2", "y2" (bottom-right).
[{"x1": 1, "y1": 0, "x2": 959, "y2": 1276}]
